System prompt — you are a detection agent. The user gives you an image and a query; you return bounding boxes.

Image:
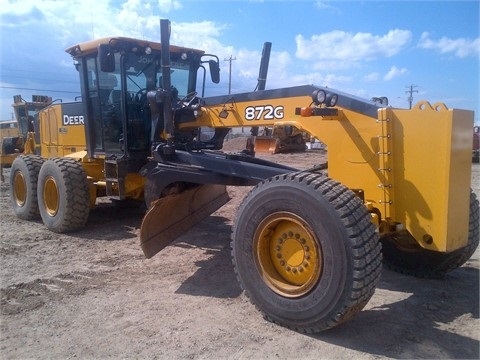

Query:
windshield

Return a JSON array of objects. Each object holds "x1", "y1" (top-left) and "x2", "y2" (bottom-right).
[
  {"x1": 14, "y1": 104, "x2": 44, "y2": 134},
  {"x1": 124, "y1": 53, "x2": 191, "y2": 98}
]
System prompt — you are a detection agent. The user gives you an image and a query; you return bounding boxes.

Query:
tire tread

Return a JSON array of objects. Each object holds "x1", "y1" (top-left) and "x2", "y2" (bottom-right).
[{"x1": 232, "y1": 171, "x2": 382, "y2": 333}]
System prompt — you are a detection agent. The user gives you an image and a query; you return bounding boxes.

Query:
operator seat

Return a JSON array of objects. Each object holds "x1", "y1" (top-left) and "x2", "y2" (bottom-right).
[{"x1": 98, "y1": 73, "x2": 118, "y2": 105}]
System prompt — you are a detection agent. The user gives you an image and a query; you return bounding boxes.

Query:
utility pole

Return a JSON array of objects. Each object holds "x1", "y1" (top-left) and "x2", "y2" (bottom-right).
[
  {"x1": 405, "y1": 84, "x2": 419, "y2": 109},
  {"x1": 224, "y1": 55, "x2": 236, "y2": 95}
]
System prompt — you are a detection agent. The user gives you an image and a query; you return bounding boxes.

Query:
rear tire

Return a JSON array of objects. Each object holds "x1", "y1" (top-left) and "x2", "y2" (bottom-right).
[
  {"x1": 381, "y1": 191, "x2": 479, "y2": 278},
  {"x1": 9, "y1": 155, "x2": 44, "y2": 220},
  {"x1": 37, "y1": 158, "x2": 90, "y2": 233},
  {"x1": 232, "y1": 172, "x2": 382, "y2": 333}
]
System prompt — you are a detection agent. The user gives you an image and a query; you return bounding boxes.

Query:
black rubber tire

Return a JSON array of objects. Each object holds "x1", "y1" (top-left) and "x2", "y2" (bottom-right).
[
  {"x1": 9, "y1": 155, "x2": 44, "y2": 220},
  {"x1": 2, "y1": 137, "x2": 17, "y2": 154},
  {"x1": 232, "y1": 172, "x2": 382, "y2": 333},
  {"x1": 381, "y1": 191, "x2": 479, "y2": 278},
  {"x1": 37, "y1": 158, "x2": 90, "y2": 233}
]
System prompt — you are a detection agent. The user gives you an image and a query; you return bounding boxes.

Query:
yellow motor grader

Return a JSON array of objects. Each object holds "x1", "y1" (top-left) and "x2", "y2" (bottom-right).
[
  {"x1": 253, "y1": 125, "x2": 308, "y2": 154},
  {"x1": 10, "y1": 20, "x2": 478, "y2": 333},
  {"x1": 1, "y1": 95, "x2": 51, "y2": 181},
  {"x1": 1, "y1": 95, "x2": 86, "y2": 168}
]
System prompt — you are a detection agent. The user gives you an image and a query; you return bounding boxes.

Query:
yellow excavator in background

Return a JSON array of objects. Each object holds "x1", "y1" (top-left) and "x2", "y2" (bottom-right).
[{"x1": 9, "y1": 20, "x2": 478, "y2": 333}]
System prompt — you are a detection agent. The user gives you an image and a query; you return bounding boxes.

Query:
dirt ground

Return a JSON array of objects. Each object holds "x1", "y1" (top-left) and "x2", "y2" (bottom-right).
[{"x1": 1, "y1": 138, "x2": 479, "y2": 359}]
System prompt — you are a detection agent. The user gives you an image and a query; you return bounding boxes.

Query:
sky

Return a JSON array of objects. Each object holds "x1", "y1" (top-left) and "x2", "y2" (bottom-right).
[{"x1": 0, "y1": 0, "x2": 479, "y2": 124}]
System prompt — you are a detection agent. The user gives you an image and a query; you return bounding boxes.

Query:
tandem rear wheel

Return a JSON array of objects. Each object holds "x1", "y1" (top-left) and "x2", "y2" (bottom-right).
[
  {"x1": 37, "y1": 158, "x2": 90, "y2": 233},
  {"x1": 10, "y1": 155, "x2": 44, "y2": 220},
  {"x1": 231, "y1": 172, "x2": 383, "y2": 333}
]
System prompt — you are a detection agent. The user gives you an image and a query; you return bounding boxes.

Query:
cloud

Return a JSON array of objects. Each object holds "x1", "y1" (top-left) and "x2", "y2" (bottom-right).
[
  {"x1": 418, "y1": 32, "x2": 480, "y2": 58},
  {"x1": 0, "y1": 0, "x2": 186, "y2": 44},
  {"x1": 221, "y1": 48, "x2": 292, "y2": 92},
  {"x1": 364, "y1": 72, "x2": 380, "y2": 82},
  {"x1": 169, "y1": 21, "x2": 229, "y2": 54},
  {"x1": 295, "y1": 29, "x2": 412, "y2": 65},
  {"x1": 314, "y1": 1, "x2": 341, "y2": 13},
  {"x1": 383, "y1": 66, "x2": 408, "y2": 80},
  {"x1": 158, "y1": 0, "x2": 183, "y2": 12}
]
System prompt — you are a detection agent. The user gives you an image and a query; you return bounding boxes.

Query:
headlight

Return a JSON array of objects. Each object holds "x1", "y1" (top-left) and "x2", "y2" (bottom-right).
[
  {"x1": 312, "y1": 89, "x2": 326, "y2": 105},
  {"x1": 326, "y1": 93, "x2": 338, "y2": 107},
  {"x1": 311, "y1": 89, "x2": 338, "y2": 106}
]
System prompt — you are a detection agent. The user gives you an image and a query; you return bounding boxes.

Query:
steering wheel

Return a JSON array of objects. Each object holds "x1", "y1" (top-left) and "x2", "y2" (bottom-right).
[{"x1": 135, "y1": 88, "x2": 148, "y2": 102}]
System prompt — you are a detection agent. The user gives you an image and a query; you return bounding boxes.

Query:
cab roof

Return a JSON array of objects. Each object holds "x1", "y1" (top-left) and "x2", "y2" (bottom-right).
[{"x1": 65, "y1": 36, "x2": 205, "y2": 58}]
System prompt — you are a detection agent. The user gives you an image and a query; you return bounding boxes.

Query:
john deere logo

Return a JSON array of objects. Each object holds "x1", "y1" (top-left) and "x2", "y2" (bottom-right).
[{"x1": 63, "y1": 115, "x2": 84, "y2": 125}]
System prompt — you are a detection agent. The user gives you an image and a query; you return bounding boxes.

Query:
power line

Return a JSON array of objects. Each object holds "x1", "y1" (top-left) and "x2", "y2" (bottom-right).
[{"x1": 0, "y1": 86, "x2": 79, "y2": 94}]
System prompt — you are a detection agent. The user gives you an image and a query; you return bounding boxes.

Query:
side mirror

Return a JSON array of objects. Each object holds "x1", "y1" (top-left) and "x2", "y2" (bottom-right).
[
  {"x1": 98, "y1": 44, "x2": 115, "y2": 72},
  {"x1": 209, "y1": 60, "x2": 220, "y2": 84}
]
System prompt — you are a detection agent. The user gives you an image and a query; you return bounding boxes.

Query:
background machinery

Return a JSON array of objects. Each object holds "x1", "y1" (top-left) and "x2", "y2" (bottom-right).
[
  {"x1": 253, "y1": 125, "x2": 308, "y2": 154},
  {"x1": 10, "y1": 20, "x2": 478, "y2": 333},
  {"x1": 0, "y1": 120, "x2": 19, "y2": 138},
  {"x1": 1, "y1": 95, "x2": 86, "y2": 181},
  {"x1": 1, "y1": 95, "x2": 51, "y2": 181}
]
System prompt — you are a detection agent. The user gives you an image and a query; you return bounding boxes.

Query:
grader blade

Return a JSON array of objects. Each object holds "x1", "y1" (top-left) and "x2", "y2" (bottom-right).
[
  {"x1": 140, "y1": 184, "x2": 230, "y2": 258},
  {"x1": 254, "y1": 136, "x2": 279, "y2": 154}
]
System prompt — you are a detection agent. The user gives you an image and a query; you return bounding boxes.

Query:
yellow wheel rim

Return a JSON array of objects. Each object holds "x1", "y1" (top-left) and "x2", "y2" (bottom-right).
[
  {"x1": 253, "y1": 212, "x2": 322, "y2": 298},
  {"x1": 13, "y1": 171, "x2": 27, "y2": 207},
  {"x1": 43, "y1": 176, "x2": 60, "y2": 217}
]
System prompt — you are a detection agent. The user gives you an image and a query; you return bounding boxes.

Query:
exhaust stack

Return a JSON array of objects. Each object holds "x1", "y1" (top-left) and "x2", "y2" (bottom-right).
[{"x1": 160, "y1": 19, "x2": 175, "y2": 153}]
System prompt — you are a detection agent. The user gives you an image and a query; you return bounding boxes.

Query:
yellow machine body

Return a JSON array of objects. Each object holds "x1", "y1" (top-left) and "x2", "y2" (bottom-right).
[
  {"x1": 0, "y1": 121, "x2": 19, "y2": 138},
  {"x1": 9, "y1": 27, "x2": 477, "y2": 333},
  {"x1": 37, "y1": 104, "x2": 86, "y2": 158},
  {"x1": 381, "y1": 103, "x2": 472, "y2": 252},
  {"x1": 12, "y1": 35, "x2": 474, "y2": 256},
  {"x1": 178, "y1": 88, "x2": 473, "y2": 253}
]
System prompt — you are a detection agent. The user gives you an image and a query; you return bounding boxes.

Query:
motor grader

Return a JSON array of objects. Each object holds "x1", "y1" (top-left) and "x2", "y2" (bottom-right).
[
  {"x1": 1, "y1": 95, "x2": 52, "y2": 181},
  {"x1": 253, "y1": 125, "x2": 308, "y2": 154},
  {"x1": 1, "y1": 95, "x2": 86, "y2": 176},
  {"x1": 10, "y1": 20, "x2": 478, "y2": 333}
]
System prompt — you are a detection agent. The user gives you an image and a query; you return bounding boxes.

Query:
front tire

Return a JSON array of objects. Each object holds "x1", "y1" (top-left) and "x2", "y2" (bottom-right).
[
  {"x1": 232, "y1": 172, "x2": 382, "y2": 333},
  {"x1": 37, "y1": 158, "x2": 90, "y2": 233},
  {"x1": 9, "y1": 155, "x2": 44, "y2": 220}
]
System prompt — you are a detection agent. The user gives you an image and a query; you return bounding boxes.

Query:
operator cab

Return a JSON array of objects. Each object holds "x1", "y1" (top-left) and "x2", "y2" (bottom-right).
[
  {"x1": 66, "y1": 37, "x2": 220, "y2": 170},
  {"x1": 12, "y1": 95, "x2": 52, "y2": 137}
]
